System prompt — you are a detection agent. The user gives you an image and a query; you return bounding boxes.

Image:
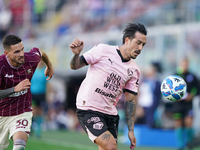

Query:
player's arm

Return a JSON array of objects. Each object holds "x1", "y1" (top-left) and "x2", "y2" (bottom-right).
[
  {"x1": 39, "y1": 49, "x2": 54, "y2": 80},
  {"x1": 70, "y1": 38, "x2": 86, "y2": 70},
  {"x1": 124, "y1": 91, "x2": 137, "y2": 150},
  {"x1": 181, "y1": 75, "x2": 199, "y2": 102},
  {"x1": 0, "y1": 79, "x2": 31, "y2": 99},
  {"x1": 0, "y1": 87, "x2": 15, "y2": 99}
]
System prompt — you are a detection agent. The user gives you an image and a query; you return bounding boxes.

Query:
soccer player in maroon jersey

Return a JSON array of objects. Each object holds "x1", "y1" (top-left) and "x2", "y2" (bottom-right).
[{"x1": 0, "y1": 35, "x2": 54, "y2": 150}]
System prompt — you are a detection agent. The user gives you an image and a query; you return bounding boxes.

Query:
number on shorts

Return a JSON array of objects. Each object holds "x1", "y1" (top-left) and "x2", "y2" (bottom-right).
[{"x1": 16, "y1": 119, "x2": 28, "y2": 127}]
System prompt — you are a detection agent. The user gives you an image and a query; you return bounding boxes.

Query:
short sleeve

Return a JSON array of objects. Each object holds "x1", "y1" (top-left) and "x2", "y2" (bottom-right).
[
  {"x1": 83, "y1": 44, "x2": 103, "y2": 65},
  {"x1": 29, "y1": 47, "x2": 42, "y2": 60},
  {"x1": 123, "y1": 70, "x2": 140, "y2": 95}
]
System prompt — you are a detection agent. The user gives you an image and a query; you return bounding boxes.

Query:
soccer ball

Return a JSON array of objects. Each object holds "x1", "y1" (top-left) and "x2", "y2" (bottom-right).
[{"x1": 161, "y1": 75, "x2": 187, "y2": 101}]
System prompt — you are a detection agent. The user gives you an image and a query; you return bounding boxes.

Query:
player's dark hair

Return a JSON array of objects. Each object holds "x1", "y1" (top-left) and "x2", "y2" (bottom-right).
[
  {"x1": 122, "y1": 23, "x2": 147, "y2": 44},
  {"x1": 2, "y1": 35, "x2": 22, "y2": 50}
]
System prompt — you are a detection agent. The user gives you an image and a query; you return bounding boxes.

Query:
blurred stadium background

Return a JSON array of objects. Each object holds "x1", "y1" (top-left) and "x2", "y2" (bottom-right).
[{"x1": 1, "y1": 0, "x2": 200, "y2": 149}]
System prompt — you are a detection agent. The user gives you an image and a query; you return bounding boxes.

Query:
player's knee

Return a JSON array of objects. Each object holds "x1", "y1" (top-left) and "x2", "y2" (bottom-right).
[
  {"x1": 105, "y1": 143, "x2": 117, "y2": 150},
  {"x1": 13, "y1": 139, "x2": 26, "y2": 150}
]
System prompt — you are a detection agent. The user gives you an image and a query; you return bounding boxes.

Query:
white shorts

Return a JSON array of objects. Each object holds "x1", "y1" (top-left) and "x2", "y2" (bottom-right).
[{"x1": 0, "y1": 112, "x2": 33, "y2": 150}]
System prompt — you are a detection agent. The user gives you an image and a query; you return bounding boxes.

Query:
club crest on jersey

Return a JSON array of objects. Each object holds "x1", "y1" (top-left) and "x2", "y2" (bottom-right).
[
  {"x1": 127, "y1": 68, "x2": 133, "y2": 76},
  {"x1": 26, "y1": 68, "x2": 32, "y2": 74}
]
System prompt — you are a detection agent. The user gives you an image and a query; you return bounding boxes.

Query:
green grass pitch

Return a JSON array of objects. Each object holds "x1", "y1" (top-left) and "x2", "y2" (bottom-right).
[{"x1": 5, "y1": 130, "x2": 200, "y2": 150}]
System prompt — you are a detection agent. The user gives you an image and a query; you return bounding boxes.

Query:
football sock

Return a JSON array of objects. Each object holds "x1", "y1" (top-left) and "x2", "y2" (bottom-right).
[
  {"x1": 175, "y1": 127, "x2": 184, "y2": 149},
  {"x1": 13, "y1": 145, "x2": 25, "y2": 150},
  {"x1": 185, "y1": 127, "x2": 193, "y2": 143},
  {"x1": 13, "y1": 139, "x2": 26, "y2": 150}
]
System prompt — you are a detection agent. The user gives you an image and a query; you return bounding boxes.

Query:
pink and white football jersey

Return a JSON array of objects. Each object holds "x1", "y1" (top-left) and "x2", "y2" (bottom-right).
[{"x1": 76, "y1": 44, "x2": 140, "y2": 115}]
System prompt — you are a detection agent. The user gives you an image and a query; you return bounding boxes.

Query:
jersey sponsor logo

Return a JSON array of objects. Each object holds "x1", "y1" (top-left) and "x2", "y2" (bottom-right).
[
  {"x1": 87, "y1": 117, "x2": 101, "y2": 123},
  {"x1": 93, "y1": 122, "x2": 104, "y2": 130},
  {"x1": 127, "y1": 68, "x2": 133, "y2": 76},
  {"x1": 5, "y1": 74, "x2": 14, "y2": 78},
  {"x1": 104, "y1": 72, "x2": 121, "y2": 92},
  {"x1": 9, "y1": 88, "x2": 28, "y2": 97},
  {"x1": 95, "y1": 72, "x2": 121, "y2": 98},
  {"x1": 95, "y1": 88, "x2": 117, "y2": 98},
  {"x1": 26, "y1": 68, "x2": 32, "y2": 74}
]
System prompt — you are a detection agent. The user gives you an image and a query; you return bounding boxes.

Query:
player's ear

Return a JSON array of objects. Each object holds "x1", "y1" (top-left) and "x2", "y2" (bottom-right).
[
  {"x1": 125, "y1": 37, "x2": 130, "y2": 45},
  {"x1": 4, "y1": 50, "x2": 8, "y2": 55}
]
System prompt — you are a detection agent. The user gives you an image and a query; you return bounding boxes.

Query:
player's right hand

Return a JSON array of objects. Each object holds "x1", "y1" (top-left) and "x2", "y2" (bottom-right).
[
  {"x1": 69, "y1": 38, "x2": 84, "y2": 55},
  {"x1": 14, "y1": 79, "x2": 31, "y2": 92},
  {"x1": 128, "y1": 131, "x2": 136, "y2": 150}
]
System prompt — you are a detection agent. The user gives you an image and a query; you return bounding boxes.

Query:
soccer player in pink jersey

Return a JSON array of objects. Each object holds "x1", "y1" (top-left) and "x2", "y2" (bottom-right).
[
  {"x1": 0, "y1": 35, "x2": 54, "y2": 150},
  {"x1": 70, "y1": 23, "x2": 147, "y2": 150}
]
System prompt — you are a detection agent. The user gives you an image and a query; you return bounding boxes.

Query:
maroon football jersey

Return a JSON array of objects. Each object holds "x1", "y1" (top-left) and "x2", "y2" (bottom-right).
[{"x1": 0, "y1": 47, "x2": 41, "y2": 116}]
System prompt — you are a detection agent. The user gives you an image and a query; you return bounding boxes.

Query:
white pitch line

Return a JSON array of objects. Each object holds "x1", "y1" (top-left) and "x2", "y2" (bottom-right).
[{"x1": 33, "y1": 138, "x2": 96, "y2": 150}]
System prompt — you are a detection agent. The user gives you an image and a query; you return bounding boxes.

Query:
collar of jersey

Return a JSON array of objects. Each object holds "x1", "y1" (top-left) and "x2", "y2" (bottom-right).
[
  {"x1": 6, "y1": 55, "x2": 22, "y2": 69},
  {"x1": 116, "y1": 49, "x2": 130, "y2": 62}
]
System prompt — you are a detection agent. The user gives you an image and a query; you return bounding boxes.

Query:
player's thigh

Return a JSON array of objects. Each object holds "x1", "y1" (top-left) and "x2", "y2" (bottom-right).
[
  {"x1": 184, "y1": 115, "x2": 193, "y2": 127},
  {"x1": 174, "y1": 119, "x2": 183, "y2": 127},
  {"x1": 95, "y1": 131, "x2": 117, "y2": 150},
  {"x1": 9, "y1": 112, "x2": 33, "y2": 141},
  {"x1": 0, "y1": 117, "x2": 10, "y2": 150},
  {"x1": 77, "y1": 109, "x2": 108, "y2": 142},
  {"x1": 184, "y1": 104, "x2": 193, "y2": 127}
]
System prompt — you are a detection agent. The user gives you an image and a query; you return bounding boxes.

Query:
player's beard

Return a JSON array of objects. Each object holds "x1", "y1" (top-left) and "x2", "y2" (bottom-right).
[
  {"x1": 131, "y1": 56, "x2": 136, "y2": 59},
  {"x1": 131, "y1": 50, "x2": 141, "y2": 59},
  {"x1": 18, "y1": 56, "x2": 25, "y2": 65},
  {"x1": 11, "y1": 56, "x2": 25, "y2": 66}
]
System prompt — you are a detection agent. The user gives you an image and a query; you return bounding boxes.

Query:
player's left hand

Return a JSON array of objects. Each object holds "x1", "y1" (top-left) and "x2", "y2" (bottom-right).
[
  {"x1": 45, "y1": 66, "x2": 54, "y2": 80},
  {"x1": 128, "y1": 131, "x2": 136, "y2": 150}
]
